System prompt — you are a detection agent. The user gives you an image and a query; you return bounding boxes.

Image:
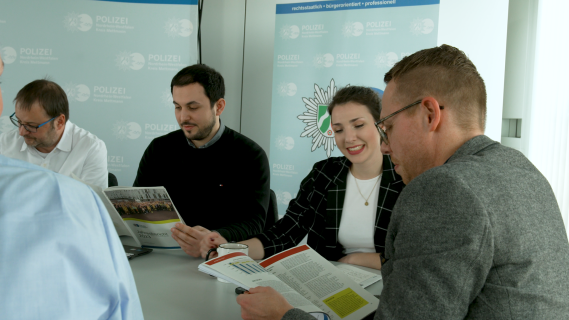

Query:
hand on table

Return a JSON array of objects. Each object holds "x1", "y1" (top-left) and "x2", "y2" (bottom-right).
[
  {"x1": 236, "y1": 286, "x2": 293, "y2": 320},
  {"x1": 199, "y1": 232, "x2": 228, "y2": 259},
  {"x1": 338, "y1": 252, "x2": 383, "y2": 270},
  {"x1": 170, "y1": 224, "x2": 210, "y2": 258}
]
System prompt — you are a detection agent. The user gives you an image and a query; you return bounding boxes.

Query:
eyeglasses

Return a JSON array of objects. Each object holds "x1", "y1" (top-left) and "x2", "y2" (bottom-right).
[
  {"x1": 375, "y1": 100, "x2": 443, "y2": 145},
  {"x1": 10, "y1": 112, "x2": 56, "y2": 133}
]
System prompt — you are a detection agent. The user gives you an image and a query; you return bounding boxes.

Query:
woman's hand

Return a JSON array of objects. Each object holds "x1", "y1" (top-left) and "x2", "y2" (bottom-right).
[{"x1": 338, "y1": 252, "x2": 383, "y2": 270}]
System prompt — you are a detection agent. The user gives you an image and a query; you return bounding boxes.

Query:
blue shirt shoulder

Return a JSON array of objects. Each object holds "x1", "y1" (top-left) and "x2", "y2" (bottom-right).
[{"x1": 0, "y1": 155, "x2": 143, "y2": 319}]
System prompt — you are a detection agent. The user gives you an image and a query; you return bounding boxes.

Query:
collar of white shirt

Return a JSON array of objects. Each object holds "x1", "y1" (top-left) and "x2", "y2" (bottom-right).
[{"x1": 20, "y1": 121, "x2": 74, "y2": 153}]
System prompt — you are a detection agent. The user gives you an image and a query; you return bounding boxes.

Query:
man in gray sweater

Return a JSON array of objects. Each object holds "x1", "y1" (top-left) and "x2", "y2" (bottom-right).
[{"x1": 237, "y1": 45, "x2": 569, "y2": 319}]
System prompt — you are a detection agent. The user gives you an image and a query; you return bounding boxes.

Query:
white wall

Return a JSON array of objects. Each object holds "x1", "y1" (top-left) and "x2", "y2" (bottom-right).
[
  {"x1": 526, "y1": 0, "x2": 569, "y2": 238},
  {"x1": 501, "y1": 0, "x2": 538, "y2": 154},
  {"x1": 200, "y1": 0, "x2": 246, "y2": 132},
  {"x1": 239, "y1": 0, "x2": 510, "y2": 156},
  {"x1": 437, "y1": 0, "x2": 509, "y2": 142}
]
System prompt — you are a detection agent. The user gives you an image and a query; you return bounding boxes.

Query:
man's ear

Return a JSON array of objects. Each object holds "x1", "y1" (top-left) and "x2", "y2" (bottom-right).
[
  {"x1": 55, "y1": 114, "x2": 66, "y2": 130},
  {"x1": 421, "y1": 97, "x2": 442, "y2": 132},
  {"x1": 214, "y1": 98, "x2": 226, "y2": 116}
]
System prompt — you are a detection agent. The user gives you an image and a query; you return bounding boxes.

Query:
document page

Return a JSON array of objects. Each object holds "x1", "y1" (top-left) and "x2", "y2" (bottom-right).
[
  {"x1": 336, "y1": 264, "x2": 382, "y2": 288},
  {"x1": 198, "y1": 252, "x2": 324, "y2": 315},
  {"x1": 103, "y1": 187, "x2": 183, "y2": 249},
  {"x1": 260, "y1": 245, "x2": 379, "y2": 320}
]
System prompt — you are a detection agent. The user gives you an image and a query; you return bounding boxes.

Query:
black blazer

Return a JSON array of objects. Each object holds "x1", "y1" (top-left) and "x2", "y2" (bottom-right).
[{"x1": 256, "y1": 155, "x2": 404, "y2": 261}]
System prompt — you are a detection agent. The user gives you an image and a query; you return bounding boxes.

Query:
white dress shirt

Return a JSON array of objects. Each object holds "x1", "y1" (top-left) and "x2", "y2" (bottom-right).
[
  {"x1": 0, "y1": 155, "x2": 143, "y2": 319},
  {"x1": 338, "y1": 170, "x2": 382, "y2": 255},
  {"x1": 0, "y1": 121, "x2": 108, "y2": 189}
]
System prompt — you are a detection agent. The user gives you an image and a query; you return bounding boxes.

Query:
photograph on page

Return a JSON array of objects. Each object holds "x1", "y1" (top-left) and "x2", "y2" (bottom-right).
[{"x1": 104, "y1": 187, "x2": 183, "y2": 248}]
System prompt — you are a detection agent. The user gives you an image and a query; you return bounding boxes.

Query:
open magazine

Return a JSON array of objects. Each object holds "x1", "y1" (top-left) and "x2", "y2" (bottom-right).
[
  {"x1": 72, "y1": 175, "x2": 185, "y2": 249},
  {"x1": 198, "y1": 245, "x2": 379, "y2": 320}
]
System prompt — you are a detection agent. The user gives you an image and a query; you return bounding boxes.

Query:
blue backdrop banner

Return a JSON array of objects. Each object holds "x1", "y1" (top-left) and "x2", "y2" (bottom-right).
[
  {"x1": 269, "y1": 0, "x2": 439, "y2": 214},
  {"x1": 0, "y1": 0, "x2": 198, "y2": 186}
]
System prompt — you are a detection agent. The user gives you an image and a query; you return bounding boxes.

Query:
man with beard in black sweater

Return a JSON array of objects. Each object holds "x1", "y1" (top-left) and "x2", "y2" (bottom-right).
[{"x1": 133, "y1": 64, "x2": 270, "y2": 258}]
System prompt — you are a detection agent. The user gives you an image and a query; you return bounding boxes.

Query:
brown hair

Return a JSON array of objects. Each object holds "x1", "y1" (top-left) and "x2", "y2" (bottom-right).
[
  {"x1": 328, "y1": 86, "x2": 381, "y2": 121},
  {"x1": 171, "y1": 64, "x2": 225, "y2": 107},
  {"x1": 14, "y1": 79, "x2": 69, "y2": 122},
  {"x1": 384, "y1": 44, "x2": 486, "y2": 130}
]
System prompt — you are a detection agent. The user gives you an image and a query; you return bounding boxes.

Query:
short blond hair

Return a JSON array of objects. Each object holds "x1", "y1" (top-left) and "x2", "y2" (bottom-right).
[{"x1": 384, "y1": 45, "x2": 486, "y2": 131}]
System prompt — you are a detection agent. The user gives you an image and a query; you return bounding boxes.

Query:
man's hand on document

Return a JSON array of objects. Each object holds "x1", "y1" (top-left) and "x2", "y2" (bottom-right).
[{"x1": 236, "y1": 286, "x2": 293, "y2": 320}]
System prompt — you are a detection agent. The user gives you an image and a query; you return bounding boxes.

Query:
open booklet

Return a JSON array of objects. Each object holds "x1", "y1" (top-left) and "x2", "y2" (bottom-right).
[
  {"x1": 198, "y1": 245, "x2": 379, "y2": 320},
  {"x1": 71, "y1": 175, "x2": 185, "y2": 249}
]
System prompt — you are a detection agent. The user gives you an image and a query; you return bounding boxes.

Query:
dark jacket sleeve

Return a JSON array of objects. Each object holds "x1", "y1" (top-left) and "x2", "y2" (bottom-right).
[
  {"x1": 281, "y1": 308, "x2": 318, "y2": 320},
  {"x1": 215, "y1": 145, "x2": 270, "y2": 242},
  {"x1": 255, "y1": 162, "x2": 322, "y2": 258}
]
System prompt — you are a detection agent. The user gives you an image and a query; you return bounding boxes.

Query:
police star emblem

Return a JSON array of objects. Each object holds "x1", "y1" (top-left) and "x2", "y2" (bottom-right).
[
  {"x1": 297, "y1": 79, "x2": 346, "y2": 157},
  {"x1": 63, "y1": 12, "x2": 80, "y2": 32},
  {"x1": 164, "y1": 18, "x2": 181, "y2": 38},
  {"x1": 115, "y1": 51, "x2": 132, "y2": 71}
]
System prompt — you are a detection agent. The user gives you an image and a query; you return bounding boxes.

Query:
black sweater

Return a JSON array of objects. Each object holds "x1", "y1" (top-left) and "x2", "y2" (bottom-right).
[{"x1": 133, "y1": 127, "x2": 270, "y2": 242}]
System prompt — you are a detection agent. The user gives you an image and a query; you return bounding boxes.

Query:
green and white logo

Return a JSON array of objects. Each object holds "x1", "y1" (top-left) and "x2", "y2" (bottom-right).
[
  {"x1": 63, "y1": 13, "x2": 93, "y2": 32},
  {"x1": 65, "y1": 83, "x2": 90, "y2": 102},
  {"x1": 297, "y1": 79, "x2": 341, "y2": 157},
  {"x1": 115, "y1": 51, "x2": 145, "y2": 71},
  {"x1": 410, "y1": 18, "x2": 434, "y2": 35},
  {"x1": 164, "y1": 18, "x2": 193, "y2": 38},
  {"x1": 275, "y1": 190, "x2": 293, "y2": 205},
  {"x1": 375, "y1": 52, "x2": 398, "y2": 68},
  {"x1": 313, "y1": 53, "x2": 334, "y2": 68},
  {"x1": 277, "y1": 82, "x2": 297, "y2": 97},
  {"x1": 113, "y1": 121, "x2": 141, "y2": 140},
  {"x1": 317, "y1": 105, "x2": 333, "y2": 137},
  {"x1": 276, "y1": 135, "x2": 295, "y2": 150},
  {"x1": 0, "y1": 47, "x2": 17, "y2": 64},
  {"x1": 280, "y1": 25, "x2": 300, "y2": 39},
  {"x1": 342, "y1": 21, "x2": 364, "y2": 37}
]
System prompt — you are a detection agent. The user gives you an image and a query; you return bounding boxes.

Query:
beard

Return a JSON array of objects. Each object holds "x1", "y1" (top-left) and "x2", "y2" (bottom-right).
[
  {"x1": 23, "y1": 123, "x2": 59, "y2": 150},
  {"x1": 181, "y1": 112, "x2": 217, "y2": 141}
]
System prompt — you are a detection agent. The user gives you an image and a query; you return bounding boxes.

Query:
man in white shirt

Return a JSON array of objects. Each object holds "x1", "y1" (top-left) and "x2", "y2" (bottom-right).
[{"x1": 0, "y1": 79, "x2": 108, "y2": 189}]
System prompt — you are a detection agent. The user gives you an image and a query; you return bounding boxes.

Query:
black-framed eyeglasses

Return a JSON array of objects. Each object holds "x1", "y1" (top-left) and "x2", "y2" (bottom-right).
[
  {"x1": 10, "y1": 112, "x2": 56, "y2": 133},
  {"x1": 374, "y1": 100, "x2": 443, "y2": 145}
]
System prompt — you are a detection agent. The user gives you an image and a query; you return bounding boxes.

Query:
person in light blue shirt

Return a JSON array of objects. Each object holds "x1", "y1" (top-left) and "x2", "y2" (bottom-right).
[
  {"x1": 0, "y1": 50, "x2": 142, "y2": 320},
  {"x1": 0, "y1": 155, "x2": 144, "y2": 319}
]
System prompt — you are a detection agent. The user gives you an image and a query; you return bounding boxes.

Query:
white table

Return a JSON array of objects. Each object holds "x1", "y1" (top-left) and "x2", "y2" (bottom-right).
[{"x1": 124, "y1": 240, "x2": 384, "y2": 320}]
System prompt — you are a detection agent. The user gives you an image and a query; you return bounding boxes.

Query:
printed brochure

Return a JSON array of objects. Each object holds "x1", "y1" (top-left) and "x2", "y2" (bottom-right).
[
  {"x1": 198, "y1": 245, "x2": 379, "y2": 320},
  {"x1": 73, "y1": 175, "x2": 184, "y2": 249}
]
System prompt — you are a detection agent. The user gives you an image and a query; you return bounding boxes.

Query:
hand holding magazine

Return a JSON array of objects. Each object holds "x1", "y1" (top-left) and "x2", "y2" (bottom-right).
[{"x1": 198, "y1": 245, "x2": 379, "y2": 320}]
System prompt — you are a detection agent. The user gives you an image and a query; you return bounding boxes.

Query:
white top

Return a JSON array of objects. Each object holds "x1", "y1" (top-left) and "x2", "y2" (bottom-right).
[
  {"x1": 0, "y1": 121, "x2": 108, "y2": 189},
  {"x1": 338, "y1": 170, "x2": 382, "y2": 255}
]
